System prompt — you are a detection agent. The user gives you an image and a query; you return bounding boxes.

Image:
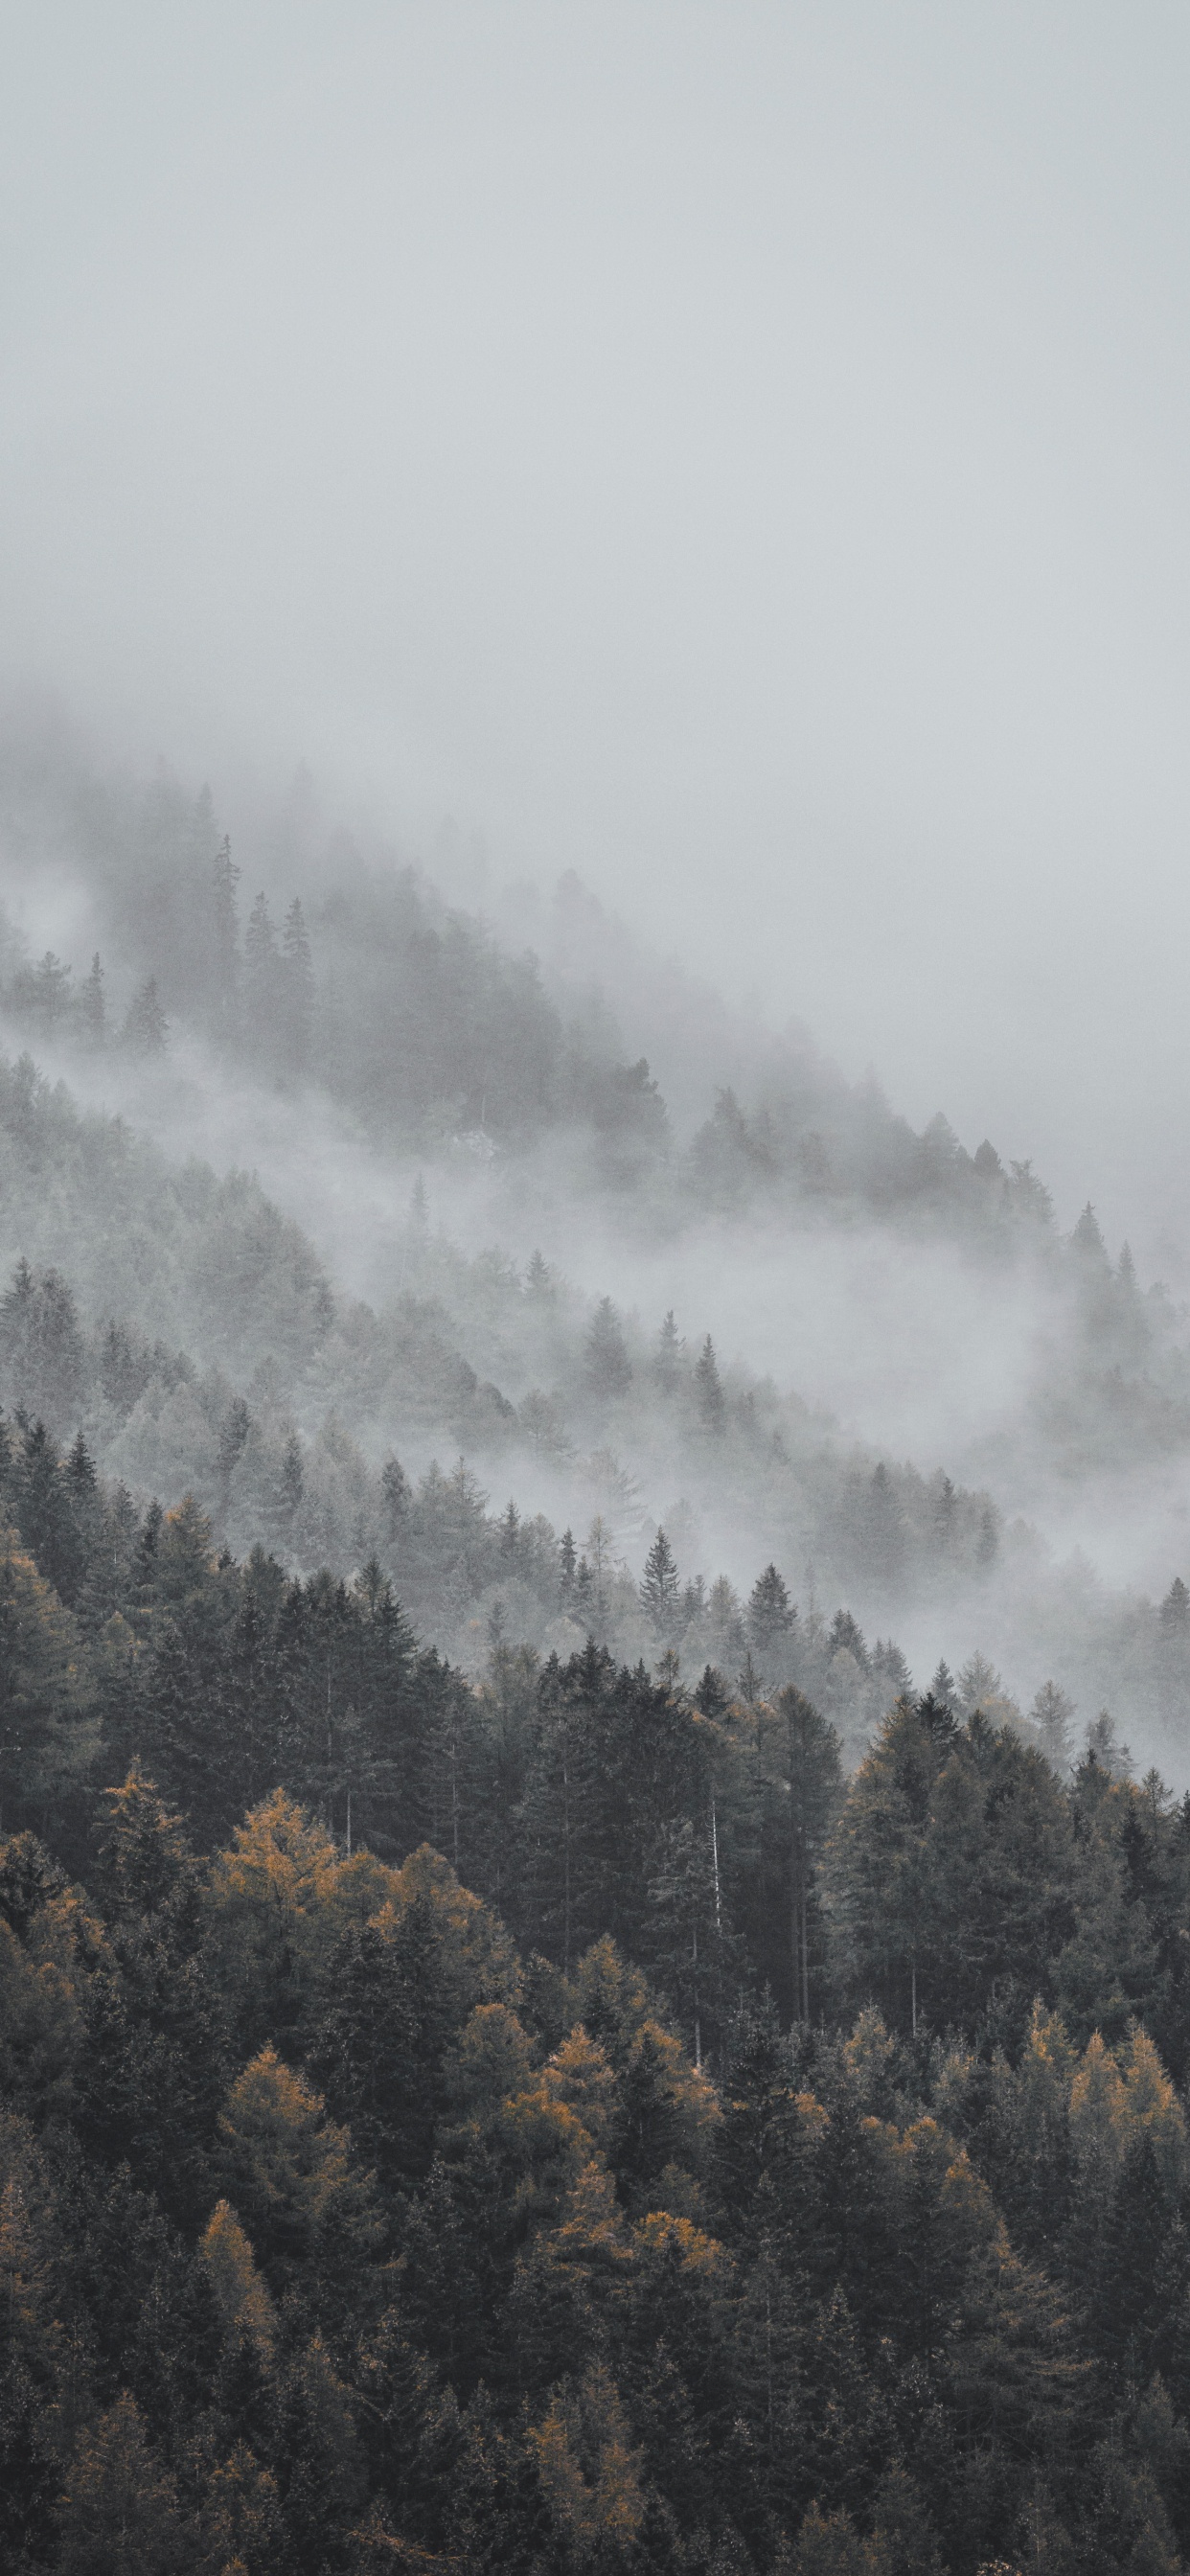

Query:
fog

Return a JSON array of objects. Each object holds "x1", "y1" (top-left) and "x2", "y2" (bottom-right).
[
  {"x1": 2, "y1": 9, "x2": 1190, "y2": 1772},
  {"x1": 4, "y1": 7, "x2": 1190, "y2": 1239}
]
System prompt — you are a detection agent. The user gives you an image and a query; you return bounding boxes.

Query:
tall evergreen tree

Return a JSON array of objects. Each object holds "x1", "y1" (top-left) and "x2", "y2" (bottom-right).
[
  {"x1": 584, "y1": 1297, "x2": 632, "y2": 1402},
  {"x1": 281, "y1": 897, "x2": 315, "y2": 1073},
  {"x1": 652, "y1": 1309, "x2": 686, "y2": 1392},
  {"x1": 212, "y1": 833, "x2": 240, "y2": 1034},
  {"x1": 695, "y1": 1334, "x2": 725, "y2": 1433},
  {"x1": 78, "y1": 952, "x2": 105, "y2": 1046},
  {"x1": 748, "y1": 1563, "x2": 795, "y2": 1672},
  {"x1": 123, "y1": 977, "x2": 168, "y2": 1055},
  {"x1": 640, "y1": 1530, "x2": 681, "y2": 1638}
]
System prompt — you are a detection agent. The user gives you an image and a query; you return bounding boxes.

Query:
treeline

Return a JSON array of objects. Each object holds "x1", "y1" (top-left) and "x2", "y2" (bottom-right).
[
  {"x1": 3, "y1": 1026, "x2": 1190, "y2": 1763},
  {"x1": 0, "y1": 1224, "x2": 1012, "y2": 1727},
  {"x1": 0, "y1": 741, "x2": 1075, "y2": 1228},
  {"x1": 11, "y1": 1600, "x2": 1190, "y2": 2563},
  {"x1": 0, "y1": 1397, "x2": 876, "y2": 2012}
]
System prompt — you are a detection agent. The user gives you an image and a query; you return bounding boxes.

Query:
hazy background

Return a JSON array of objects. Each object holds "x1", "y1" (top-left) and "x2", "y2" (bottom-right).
[{"x1": 2, "y1": 1, "x2": 1189, "y2": 1257}]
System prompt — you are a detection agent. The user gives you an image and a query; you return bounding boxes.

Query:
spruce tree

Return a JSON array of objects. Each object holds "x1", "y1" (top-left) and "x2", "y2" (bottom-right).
[
  {"x1": 244, "y1": 892, "x2": 280, "y2": 1055},
  {"x1": 281, "y1": 896, "x2": 315, "y2": 1073},
  {"x1": 748, "y1": 1563, "x2": 795, "y2": 1668},
  {"x1": 212, "y1": 833, "x2": 240, "y2": 1034},
  {"x1": 652, "y1": 1308, "x2": 685, "y2": 1392},
  {"x1": 122, "y1": 976, "x2": 168, "y2": 1054},
  {"x1": 79, "y1": 951, "x2": 106, "y2": 1046},
  {"x1": 695, "y1": 1334, "x2": 725, "y2": 1432},
  {"x1": 584, "y1": 1297, "x2": 632, "y2": 1401},
  {"x1": 640, "y1": 1529, "x2": 681, "y2": 1637},
  {"x1": 1032, "y1": 1679, "x2": 1076, "y2": 1774}
]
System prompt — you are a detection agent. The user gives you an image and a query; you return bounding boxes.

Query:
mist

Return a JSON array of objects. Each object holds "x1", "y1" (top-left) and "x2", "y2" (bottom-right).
[
  {"x1": 4, "y1": 7, "x2": 1190, "y2": 1238},
  {"x1": 11, "y1": 27, "x2": 1190, "y2": 2559},
  {"x1": 0, "y1": 1, "x2": 1187, "y2": 1782}
]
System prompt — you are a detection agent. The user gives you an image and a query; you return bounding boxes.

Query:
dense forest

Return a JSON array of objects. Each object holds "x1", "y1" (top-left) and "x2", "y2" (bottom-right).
[
  {"x1": 6, "y1": 1418, "x2": 1190, "y2": 2569},
  {"x1": 8, "y1": 743, "x2": 1190, "y2": 2568}
]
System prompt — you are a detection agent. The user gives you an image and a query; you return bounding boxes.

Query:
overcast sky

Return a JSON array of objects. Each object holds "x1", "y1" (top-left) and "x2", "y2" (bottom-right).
[{"x1": 3, "y1": 4, "x2": 1190, "y2": 1250}]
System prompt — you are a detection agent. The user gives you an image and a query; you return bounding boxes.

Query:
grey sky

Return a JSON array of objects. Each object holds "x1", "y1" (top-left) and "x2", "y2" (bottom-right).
[{"x1": 3, "y1": 4, "x2": 1189, "y2": 1250}]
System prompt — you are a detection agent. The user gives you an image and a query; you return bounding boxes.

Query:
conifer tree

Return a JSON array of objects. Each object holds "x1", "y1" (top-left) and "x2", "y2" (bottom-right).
[
  {"x1": 78, "y1": 951, "x2": 105, "y2": 1046},
  {"x1": 244, "y1": 892, "x2": 280, "y2": 1054},
  {"x1": 748, "y1": 1562, "x2": 795, "y2": 1668},
  {"x1": 381, "y1": 1455, "x2": 410, "y2": 1541},
  {"x1": 212, "y1": 833, "x2": 241, "y2": 1034},
  {"x1": 695, "y1": 1333, "x2": 725, "y2": 1432},
  {"x1": 1032, "y1": 1679, "x2": 1076, "y2": 1773},
  {"x1": 1160, "y1": 1576, "x2": 1190, "y2": 1633},
  {"x1": 584, "y1": 1296, "x2": 632, "y2": 1401},
  {"x1": 29, "y1": 952, "x2": 72, "y2": 1029},
  {"x1": 640, "y1": 1529, "x2": 681, "y2": 1637},
  {"x1": 652, "y1": 1308, "x2": 686, "y2": 1392},
  {"x1": 123, "y1": 975, "x2": 168, "y2": 1054},
  {"x1": 281, "y1": 896, "x2": 315, "y2": 1073}
]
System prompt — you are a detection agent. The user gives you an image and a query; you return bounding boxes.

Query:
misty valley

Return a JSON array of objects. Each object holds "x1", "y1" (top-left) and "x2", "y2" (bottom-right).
[{"x1": 7, "y1": 744, "x2": 1190, "y2": 2574}]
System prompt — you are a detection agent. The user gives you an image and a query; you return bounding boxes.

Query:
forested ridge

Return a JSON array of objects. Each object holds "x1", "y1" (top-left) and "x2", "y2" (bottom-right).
[
  {"x1": 6, "y1": 1380, "x2": 1190, "y2": 2569},
  {"x1": 1, "y1": 1035, "x2": 1190, "y2": 1774},
  {"x1": 10, "y1": 748, "x2": 1190, "y2": 2570},
  {"x1": 0, "y1": 740, "x2": 1069, "y2": 1226}
]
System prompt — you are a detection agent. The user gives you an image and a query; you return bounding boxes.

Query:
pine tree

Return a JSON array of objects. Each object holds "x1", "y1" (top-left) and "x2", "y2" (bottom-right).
[
  {"x1": 0, "y1": 1260, "x2": 85, "y2": 1426},
  {"x1": 381, "y1": 1455, "x2": 410, "y2": 1541},
  {"x1": 640, "y1": 1530, "x2": 681, "y2": 1637},
  {"x1": 1072, "y1": 1201, "x2": 1109, "y2": 1261},
  {"x1": 957, "y1": 1650, "x2": 1002, "y2": 1715},
  {"x1": 79, "y1": 1770, "x2": 225, "y2": 2219},
  {"x1": 748, "y1": 1563, "x2": 795, "y2": 1669},
  {"x1": 244, "y1": 892, "x2": 280, "y2": 1054},
  {"x1": 278, "y1": 1430, "x2": 305, "y2": 1526},
  {"x1": 584, "y1": 1297, "x2": 632, "y2": 1401},
  {"x1": 31, "y1": 953, "x2": 72, "y2": 1029},
  {"x1": 695, "y1": 1335, "x2": 725, "y2": 1433},
  {"x1": 652, "y1": 1309, "x2": 686, "y2": 1392},
  {"x1": 1086, "y1": 1709, "x2": 1134, "y2": 1781},
  {"x1": 281, "y1": 896, "x2": 315, "y2": 1073},
  {"x1": 123, "y1": 976, "x2": 168, "y2": 1054},
  {"x1": 78, "y1": 952, "x2": 105, "y2": 1046},
  {"x1": 1032, "y1": 1679, "x2": 1076, "y2": 1773},
  {"x1": 1160, "y1": 1576, "x2": 1190, "y2": 1633},
  {"x1": 212, "y1": 833, "x2": 240, "y2": 1034},
  {"x1": 217, "y1": 1394, "x2": 252, "y2": 1500},
  {"x1": 828, "y1": 1608, "x2": 868, "y2": 1668}
]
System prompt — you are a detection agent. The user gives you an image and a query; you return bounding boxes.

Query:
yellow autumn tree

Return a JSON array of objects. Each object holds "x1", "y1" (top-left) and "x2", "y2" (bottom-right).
[
  {"x1": 199, "y1": 2197, "x2": 277, "y2": 2361},
  {"x1": 528, "y1": 2361, "x2": 645, "y2": 2564},
  {"x1": 204, "y1": 1790, "x2": 342, "y2": 2050},
  {"x1": 217, "y1": 2045, "x2": 383, "y2": 2281},
  {"x1": 1069, "y1": 2030, "x2": 1131, "y2": 2209}
]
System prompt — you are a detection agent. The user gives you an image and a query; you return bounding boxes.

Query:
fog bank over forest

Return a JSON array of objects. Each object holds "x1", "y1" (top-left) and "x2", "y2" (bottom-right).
[{"x1": 1, "y1": 714, "x2": 1189, "y2": 1783}]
